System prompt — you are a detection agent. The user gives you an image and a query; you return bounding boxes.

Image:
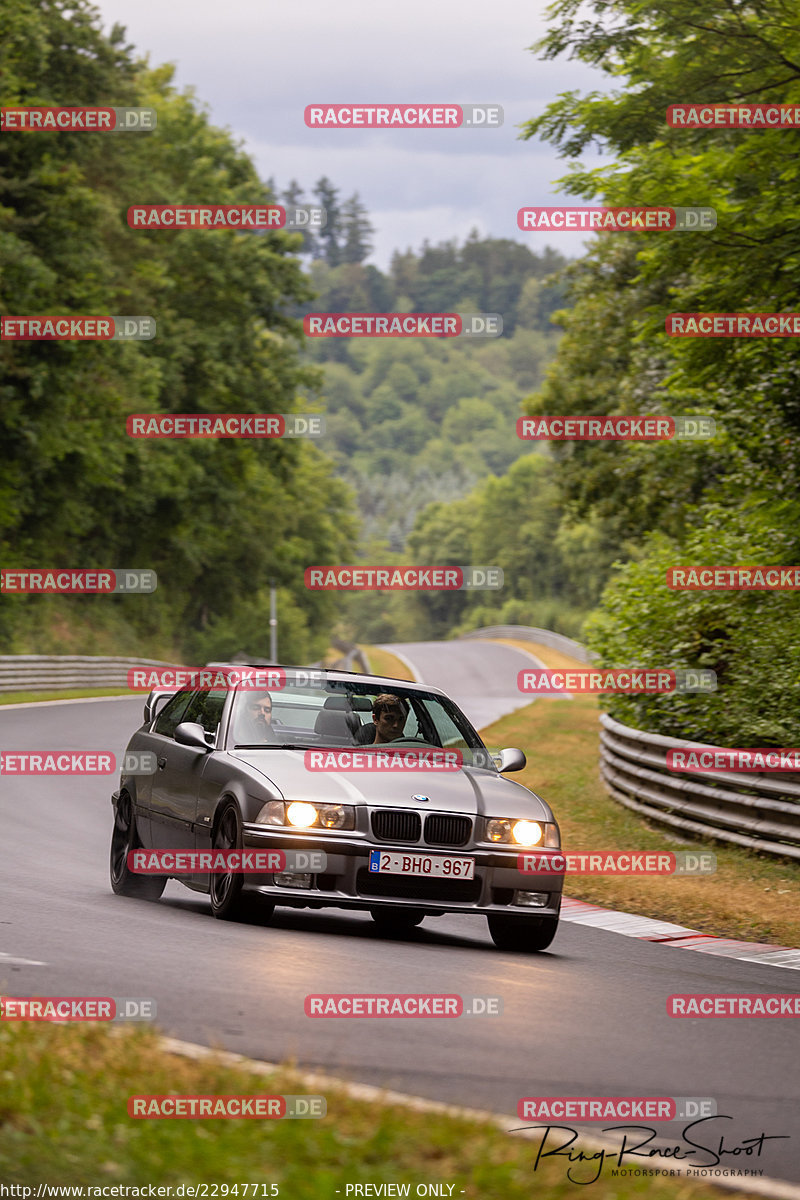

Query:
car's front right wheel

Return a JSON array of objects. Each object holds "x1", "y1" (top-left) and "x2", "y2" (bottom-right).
[{"x1": 487, "y1": 914, "x2": 558, "y2": 953}]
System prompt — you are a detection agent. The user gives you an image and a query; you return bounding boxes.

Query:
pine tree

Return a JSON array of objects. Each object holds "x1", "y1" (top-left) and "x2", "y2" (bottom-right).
[
  {"x1": 282, "y1": 179, "x2": 316, "y2": 256},
  {"x1": 312, "y1": 176, "x2": 341, "y2": 265},
  {"x1": 340, "y1": 192, "x2": 374, "y2": 264}
]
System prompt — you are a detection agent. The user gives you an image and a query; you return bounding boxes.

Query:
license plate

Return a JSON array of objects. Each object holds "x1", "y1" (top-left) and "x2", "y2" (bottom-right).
[{"x1": 369, "y1": 849, "x2": 475, "y2": 880}]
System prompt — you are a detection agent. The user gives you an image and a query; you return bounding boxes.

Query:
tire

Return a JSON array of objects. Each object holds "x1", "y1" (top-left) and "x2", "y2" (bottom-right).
[
  {"x1": 209, "y1": 802, "x2": 273, "y2": 923},
  {"x1": 487, "y1": 914, "x2": 558, "y2": 953},
  {"x1": 110, "y1": 793, "x2": 167, "y2": 900},
  {"x1": 369, "y1": 908, "x2": 425, "y2": 931}
]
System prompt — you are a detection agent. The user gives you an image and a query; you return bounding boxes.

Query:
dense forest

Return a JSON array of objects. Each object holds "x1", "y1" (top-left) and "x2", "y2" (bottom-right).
[
  {"x1": 300, "y1": 230, "x2": 567, "y2": 544},
  {"x1": 5, "y1": 0, "x2": 800, "y2": 746},
  {"x1": 516, "y1": 0, "x2": 800, "y2": 744},
  {"x1": 1, "y1": 0, "x2": 601, "y2": 663},
  {"x1": 1, "y1": 1, "x2": 355, "y2": 664}
]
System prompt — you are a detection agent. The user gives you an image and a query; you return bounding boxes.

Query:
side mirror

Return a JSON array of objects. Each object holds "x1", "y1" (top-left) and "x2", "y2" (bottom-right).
[
  {"x1": 174, "y1": 721, "x2": 212, "y2": 750},
  {"x1": 498, "y1": 747, "x2": 526, "y2": 773}
]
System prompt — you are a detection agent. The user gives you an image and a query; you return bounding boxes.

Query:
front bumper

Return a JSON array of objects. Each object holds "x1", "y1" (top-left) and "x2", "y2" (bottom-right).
[{"x1": 239, "y1": 824, "x2": 563, "y2": 917}]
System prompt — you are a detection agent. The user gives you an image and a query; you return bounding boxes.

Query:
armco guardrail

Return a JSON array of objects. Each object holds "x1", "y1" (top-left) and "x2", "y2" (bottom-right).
[
  {"x1": 325, "y1": 638, "x2": 370, "y2": 673},
  {"x1": 1, "y1": 649, "x2": 371, "y2": 694},
  {"x1": 0, "y1": 655, "x2": 182, "y2": 692},
  {"x1": 599, "y1": 712, "x2": 800, "y2": 861},
  {"x1": 460, "y1": 624, "x2": 596, "y2": 664}
]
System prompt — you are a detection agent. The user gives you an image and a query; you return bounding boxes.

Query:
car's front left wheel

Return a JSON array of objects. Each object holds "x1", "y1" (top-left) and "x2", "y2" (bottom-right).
[{"x1": 110, "y1": 793, "x2": 166, "y2": 900}]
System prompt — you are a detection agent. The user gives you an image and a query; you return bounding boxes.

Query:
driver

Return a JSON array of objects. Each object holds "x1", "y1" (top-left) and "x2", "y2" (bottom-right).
[
  {"x1": 234, "y1": 691, "x2": 280, "y2": 744},
  {"x1": 354, "y1": 693, "x2": 410, "y2": 745}
]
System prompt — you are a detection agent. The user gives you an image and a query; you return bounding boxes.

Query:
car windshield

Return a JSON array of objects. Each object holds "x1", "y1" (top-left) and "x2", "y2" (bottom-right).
[{"x1": 228, "y1": 681, "x2": 496, "y2": 769}]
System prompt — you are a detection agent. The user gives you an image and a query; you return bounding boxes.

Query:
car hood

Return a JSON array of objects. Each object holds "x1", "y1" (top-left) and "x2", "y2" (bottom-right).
[{"x1": 229, "y1": 749, "x2": 553, "y2": 821}]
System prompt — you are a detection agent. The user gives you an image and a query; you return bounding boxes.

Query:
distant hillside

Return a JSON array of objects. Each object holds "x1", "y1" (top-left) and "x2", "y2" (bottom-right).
[{"x1": 286, "y1": 222, "x2": 568, "y2": 546}]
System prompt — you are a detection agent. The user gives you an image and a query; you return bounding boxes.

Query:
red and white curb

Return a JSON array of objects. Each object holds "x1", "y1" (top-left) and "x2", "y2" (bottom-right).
[{"x1": 561, "y1": 896, "x2": 800, "y2": 970}]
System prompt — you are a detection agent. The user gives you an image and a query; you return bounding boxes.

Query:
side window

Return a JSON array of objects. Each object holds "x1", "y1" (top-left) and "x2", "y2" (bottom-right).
[
  {"x1": 153, "y1": 690, "x2": 194, "y2": 739},
  {"x1": 183, "y1": 688, "x2": 227, "y2": 737}
]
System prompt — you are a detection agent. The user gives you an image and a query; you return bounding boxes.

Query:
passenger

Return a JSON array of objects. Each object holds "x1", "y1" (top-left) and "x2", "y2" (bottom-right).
[{"x1": 354, "y1": 694, "x2": 410, "y2": 745}]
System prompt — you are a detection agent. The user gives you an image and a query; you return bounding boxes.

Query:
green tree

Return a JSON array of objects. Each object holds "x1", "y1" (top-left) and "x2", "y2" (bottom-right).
[
  {"x1": 312, "y1": 176, "x2": 342, "y2": 266},
  {"x1": 282, "y1": 178, "x2": 317, "y2": 257},
  {"x1": 340, "y1": 192, "x2": 374, "y2": 264},
  {"x1": 0, "y1": 0, "x2": 357, "y2": 662},
  {"x1": 516, "y1": 0, "x2": 800, "y2": 734}
]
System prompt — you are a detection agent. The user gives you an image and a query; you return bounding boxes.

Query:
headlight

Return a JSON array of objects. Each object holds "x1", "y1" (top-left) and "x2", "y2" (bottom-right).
[
  {"x1": 513, "y1": 820, "x2": 543, "y2": 846},
  {"x1": 259, "y1": 800, "x2": 287, "y2": 826},
  {"x1": 485, "y1": 817, "x2": 546, "y2": 846},
  {"x1": 486, "y1": 818, "x2": 512, "y2": 843},
  {"x1": 256, "y1": 800, "x2": 355, "y2": 831},
  {"x1": 287, "y1": 801, "x2": 318, "y2": 828},
  {"x1": 318, "y1": 805, "x2": 349, "y2": 829}
]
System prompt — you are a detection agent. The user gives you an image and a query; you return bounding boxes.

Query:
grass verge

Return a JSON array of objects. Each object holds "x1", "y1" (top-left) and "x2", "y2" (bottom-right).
[
  {"x1": 0, "y1": 688, "x2": 134, "y2": 706},
  {"x1": 481, "y1": 642, "x2": 799, "y2": 946},
  {"x1": 358, "y1": 645, "x2": 417, "y2": 681},
  {"x1": 0, "y1": 1023, "x2": 738, "y2": 1198}
]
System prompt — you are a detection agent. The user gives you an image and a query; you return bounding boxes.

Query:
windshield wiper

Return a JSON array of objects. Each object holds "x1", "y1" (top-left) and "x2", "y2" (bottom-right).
[{"x1": 233, "y1": 743, "x2": 310, "y2": 750}]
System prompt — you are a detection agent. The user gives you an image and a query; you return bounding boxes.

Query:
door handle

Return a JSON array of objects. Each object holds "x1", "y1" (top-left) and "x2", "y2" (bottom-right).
[{"x1": 157, "y1": 756, "x2": 167, "y2": 769}]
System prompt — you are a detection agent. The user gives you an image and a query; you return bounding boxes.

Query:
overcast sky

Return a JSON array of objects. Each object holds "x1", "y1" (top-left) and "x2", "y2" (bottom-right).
[{"x1": 92, "y1": 0, "x2": 611, "y2": 266}]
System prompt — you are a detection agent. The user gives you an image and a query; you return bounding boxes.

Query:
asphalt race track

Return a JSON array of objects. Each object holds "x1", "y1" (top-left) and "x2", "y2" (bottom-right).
[{"x1": 2, "y1": 638, "x2": 799, "y2": 1186}]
